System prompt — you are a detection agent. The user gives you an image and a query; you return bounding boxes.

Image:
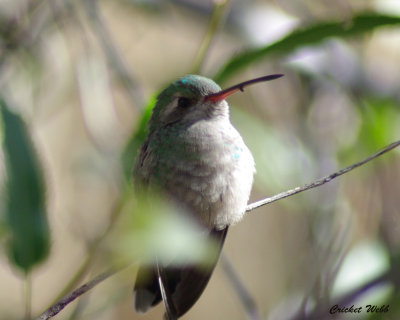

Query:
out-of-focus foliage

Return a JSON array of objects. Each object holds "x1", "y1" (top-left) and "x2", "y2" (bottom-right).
[
  {"x1": 121, "y1": 94, "x2": 156, "y2": 180},
  {"x1": 215, "y1": 13, "x2": 400, "y2": 83},
  {"x1": 357, "y1": 97, "x2": 400, "y2": 153},
  {"x1": 0, "y1": 98, "x2": 49, "y2": 272},
  {"x1": 113, "y1": 191, "x2": 219, "y2": 267}
]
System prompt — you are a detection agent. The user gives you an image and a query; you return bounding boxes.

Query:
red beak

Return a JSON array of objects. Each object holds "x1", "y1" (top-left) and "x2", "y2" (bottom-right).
[{"x1": 204, "y1": 74, "x2": 284, "y2": 103}]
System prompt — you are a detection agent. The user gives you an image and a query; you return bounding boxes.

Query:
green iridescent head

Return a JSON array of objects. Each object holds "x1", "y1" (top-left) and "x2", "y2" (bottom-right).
[{"x1": 148, "y1": 75, "x2": 225, "y2": 132}]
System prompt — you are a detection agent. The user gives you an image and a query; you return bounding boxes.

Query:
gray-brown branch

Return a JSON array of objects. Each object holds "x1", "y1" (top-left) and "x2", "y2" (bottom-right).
[
  {"x1": 36, "y1": 266, "x2": 125, "y2": 320},
  {"x1": 246, "y1": 139, "x2": 400, "y2": 212}
]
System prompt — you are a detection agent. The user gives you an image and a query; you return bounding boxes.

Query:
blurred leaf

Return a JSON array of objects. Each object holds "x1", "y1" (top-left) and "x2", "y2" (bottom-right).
[
  {"x1": 333, "y1": 240, "x2": 390, "y2": 299},
  {"x1": 340, "y1": 96, "x2": 400, "y2": 164},
  {"x1": 358, "y1": 97, "x2": 400, "y2": 153},
  {"x1": 112, "y1": 192, "x2": 218, "y2": 267},
  {"x1": 0, "y1": 220, "x2": 6, "y2": 241},
  {"x1": 121, "y1": 94, "x2": 157, "y2": 180},
  {"x1": 368, "y1": 291, "x2": 400, "y2": 320},
  {"x1": 214, "y1": 13, "x2": 400, "y2": 83},
  {"x1": 0, "y1": 97, "x2": 49, "y2": 272}
]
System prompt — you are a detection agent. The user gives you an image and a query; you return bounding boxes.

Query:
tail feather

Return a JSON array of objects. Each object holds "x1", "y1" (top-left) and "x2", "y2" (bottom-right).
[
  {"x1": 133, "y1": 267, "x2": 161, "y2": 313},
  {"x1": 133, "y1": 227, "x2": 228, "y2": 317}
]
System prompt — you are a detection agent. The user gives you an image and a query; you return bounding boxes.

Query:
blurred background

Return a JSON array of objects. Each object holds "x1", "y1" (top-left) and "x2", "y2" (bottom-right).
[{"x1": 1, "y1": 0, "x2": 400, "y2": 319}]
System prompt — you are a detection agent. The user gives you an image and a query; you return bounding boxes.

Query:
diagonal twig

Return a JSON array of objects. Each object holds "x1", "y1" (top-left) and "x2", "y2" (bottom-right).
[
  {"x1": 191, "y1": 0, "x2": 231, "y2": 74},
  {"x1": 36, "y1": 265, "x2": 127, "y2": 320},
  {"x1": 246, "y1": 139, "x2": 400, "y2": 212},
  {"x1": 82, "y1": 0, "x2": 146, "y2": 109},
  {"x1": 221, "y1": 254, "x2": 262, "y2": 320}
]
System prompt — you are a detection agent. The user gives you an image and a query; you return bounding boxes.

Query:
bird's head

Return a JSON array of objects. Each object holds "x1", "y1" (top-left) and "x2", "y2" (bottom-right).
[{"x1": 149, "y1": 74, "x2": 284, "y2": 131}]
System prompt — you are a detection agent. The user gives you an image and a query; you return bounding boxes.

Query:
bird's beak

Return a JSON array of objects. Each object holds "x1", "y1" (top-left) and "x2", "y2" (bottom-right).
[{"x1": 204, "y1": 74, "x2": 284, "y2": 103}]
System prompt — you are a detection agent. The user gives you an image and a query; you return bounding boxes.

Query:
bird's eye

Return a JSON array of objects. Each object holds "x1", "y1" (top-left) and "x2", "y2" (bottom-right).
[{"x1": 177, "y1": 97, "x2": 191, "y2": 108}]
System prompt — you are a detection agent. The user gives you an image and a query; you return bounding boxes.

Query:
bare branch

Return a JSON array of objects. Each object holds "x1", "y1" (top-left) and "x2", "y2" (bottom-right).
[
  {"x1": 35, "y1": 265, "x2": 127, "y2": 320},
  {"x1": 246, "y1": 139, "x2": 400, "y2": 212},
  {"x1": 221, "y1": 254, "x2": 262, "y2": 320},
  {"x1": 82, "y1": 0, "x2": 146, "y2": 109},
  {"x1": 191, "y1": 0, "x2": 231, "y2": 74}
]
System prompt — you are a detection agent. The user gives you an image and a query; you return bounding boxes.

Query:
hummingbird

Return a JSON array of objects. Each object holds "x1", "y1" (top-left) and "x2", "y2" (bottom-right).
[{"x1": 132, "y1": 74, "x2": 283, "y2": 318}]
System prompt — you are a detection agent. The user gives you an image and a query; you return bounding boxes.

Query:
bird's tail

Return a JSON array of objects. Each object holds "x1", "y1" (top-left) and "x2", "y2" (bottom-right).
[{"x1": 133, "y1": 227, "x2": 228, "y2": 318}]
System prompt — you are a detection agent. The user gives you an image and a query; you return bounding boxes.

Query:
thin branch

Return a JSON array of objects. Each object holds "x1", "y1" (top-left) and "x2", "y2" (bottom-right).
[
  {"x1": 25, "y1": 273, "x2": 32, "y2": 320},
  {"x1": 221, "y1": 254, "x2": 262, "y2": 320},
  {"x1": 45, "y1": 197, "x2": 125, "y2": 309},
  {"x1": 246, "y1": 139, "x2": 400, "y2": 212},
  {"x1": 82, "y1": 0, "x2": 146, "y2": 109},
  {"x1": 35, "y1": 266, "x2": 127, "y2": 320},
  {"x1": 47, "y1": 253, "x2": 94, "y2": 308},
  {"x1": 191, "y1": 0, "x2": 231, "y2": 74}
]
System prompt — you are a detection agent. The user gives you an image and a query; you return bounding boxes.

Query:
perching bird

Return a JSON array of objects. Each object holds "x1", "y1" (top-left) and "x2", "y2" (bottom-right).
[{"x1": 132, "y1": 74, "x2": 283, "y2": 318}]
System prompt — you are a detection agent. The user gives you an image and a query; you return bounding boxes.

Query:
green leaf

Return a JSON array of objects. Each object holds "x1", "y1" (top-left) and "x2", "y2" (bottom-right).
[
  {"x1": 214, "y1": 13, "x2": 400, "y2": 83},
  {"x1": 113, "y1": 192, "x2": 218, "y2": 267},
  {"x1": 339, "y1": 96, "x2": 400, "y2": 165},
  {"x1": 358, "y1": 97, "x2": 400, "y2": 152},
  {"x1": 121, "y1": 94, "x2": 157, "y2": 181},
  {"x1": 0, "y1": 97, "x2": 49, "y2": 272}
]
